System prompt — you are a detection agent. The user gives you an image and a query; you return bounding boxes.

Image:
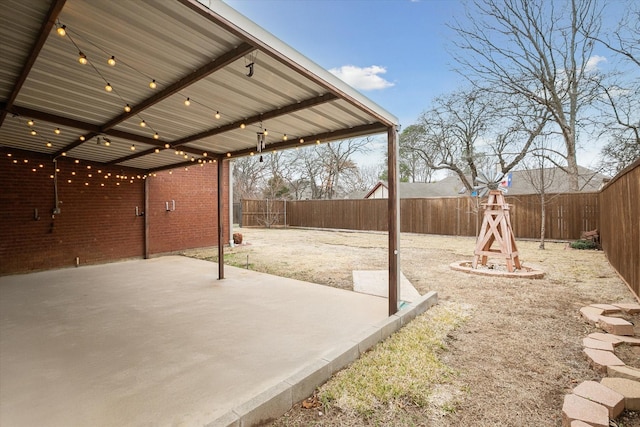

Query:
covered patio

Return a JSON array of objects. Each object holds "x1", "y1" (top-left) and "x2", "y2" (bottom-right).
[{"x1": 0, "y1": 256, "x2": 436, "y2": 426}]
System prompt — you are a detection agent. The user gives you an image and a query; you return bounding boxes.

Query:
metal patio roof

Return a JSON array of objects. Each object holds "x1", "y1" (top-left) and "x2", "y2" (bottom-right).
[{"x1": 0, "y1": 0, "x2": 398, "y2": 172}]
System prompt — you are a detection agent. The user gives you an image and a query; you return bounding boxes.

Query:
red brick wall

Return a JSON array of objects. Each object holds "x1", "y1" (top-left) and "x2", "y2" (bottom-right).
[
  {"x1": 147, "y1": 161, "x2": 229, "y2": 254},
  {"x1": 0, "y1": 148, "x2": 229, "y2": 275}
]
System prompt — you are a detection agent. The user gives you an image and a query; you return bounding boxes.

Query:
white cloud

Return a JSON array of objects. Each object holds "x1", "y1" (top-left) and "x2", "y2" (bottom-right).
[
  {"x1": 586, "y1": 55, "x2": 607, "y2": 72},
  {"x1": 329, "y1": 65, "x2": 395, "y2": 91}
]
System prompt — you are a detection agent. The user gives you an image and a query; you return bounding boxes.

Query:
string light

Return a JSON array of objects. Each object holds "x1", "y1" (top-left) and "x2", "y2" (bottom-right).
[
  {"x1": 149, "y1": 79, "x2": 157, "y2": 89},
  {"x1": 107, "y1": 56, "x2": 116, "y2": 66},
  {"x1": 130, "y1": 144, "x2": 136, "y2": 151},
  {"x1": 153, "y1": 132, "x2": 159, "y2": 139},
  {"x1": 140, "y1": 120, "x2": 146, "y2": 127},
  {"x1": 78, "y1": 52, "x2": 87, "y2": 65},
  {"x1": 299, "y1": 138, "x2": 304, "y2": 143},
  {"x1": 105, "y1": 83, "x2": 113, "y2": 92},
  {"x1": 154, "y1": 148, "x2": 160, "y2": 153},
  {"x1": 215, "y1": 111, "x2": 221, "y2": 119},
  {"x1": 79, "y1": 135, "x2": 85, "y2": 141},
  {"x1": 54, "y1": 128, "x2": 61, "y2": 135},
  {"x1": 184, "y1": 97, "x2": 191, "y2": 106},
  {"x1": 46, "y1": 142, "x2": 52, "y2": 147},
  {"x1": 124, "y1": 104, "x2": 131, "y2": 112},
  {"x1": 57, "y1": 25, "x2": 66, "y2": 37},
  {"x1": 30, "y1": 130, "x2": 37, "y2": 136},
  {"x1": 263, "y1": 129, "x2": 268, "y2": 136},
  {"x1": 240, "y1": 123, "x2": 246, "y2": 129},
  {"x1": 164, "y1": 143, "x2": 170, "y2": 149},
  {"x1": 283, "y1": 134, "x2": 288, "y2": 141},
  {"x1": 27, "y1": 119, "x2": 34, "y2": 126}
]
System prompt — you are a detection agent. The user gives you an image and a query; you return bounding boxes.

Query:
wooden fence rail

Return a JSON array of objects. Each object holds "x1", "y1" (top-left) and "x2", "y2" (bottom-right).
[{"x1": 242, "y1": 193, "x2": 600, "y2": 240}]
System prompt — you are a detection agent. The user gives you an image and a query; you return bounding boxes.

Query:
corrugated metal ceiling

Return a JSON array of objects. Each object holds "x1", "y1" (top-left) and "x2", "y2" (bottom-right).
[{"x1": 0, "y1": 0, "x2": 397, "y2": 172}]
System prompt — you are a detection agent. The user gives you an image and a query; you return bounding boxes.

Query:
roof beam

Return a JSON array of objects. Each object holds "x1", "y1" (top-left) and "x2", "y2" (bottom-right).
[
  {"x1": 2, "y1": 105, "x2": 205, "y2": 157},
  {"x1": 51, "y1": 42, "x2": 255, "y2": 156},
  {"x1": 172, "y1": 92, "x2": 338, "y2": 147},
  {"x1": 227, "y1": 122, "x2": 388, "y2": 158},
  {"x1": 0, "y1": 0, "x2": 67, "y2": 128},
  {"x1": 100, "y1": 42, "x2": 255, "y2": 131}
]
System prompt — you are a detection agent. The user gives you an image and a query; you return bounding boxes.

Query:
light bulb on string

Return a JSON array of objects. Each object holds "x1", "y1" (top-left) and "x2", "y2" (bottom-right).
[
  {"x1": 164, "y1": 143, "x2": 170, "y2": 149},
  {"x1": 107, "y1": 56, "x2": 116, "y2": 66},
  {"x1": 105, "y1": 83, "x2": 113, "y2": 92},
  {"x1": 154, "y1": 148, "x2": 160, "y2": 153},
  {"x1": 283, "y1": 134, "x2": 288, "y2": 141},
  {"x1": 240, "y1": 123, "x2": 246, "y2": 129},
  {"x1": 149, "y1": 79, "x2": 157, "y2": 89},
  {"x1": 215, "y1": 111, "x2": 221, "y2": 119},
  {"x1": 153, "y1": 132, "x2": 159, "y2": 140},
  {"x1": 130, "y1": 144, "x2": 136, "y2": 151},
  {"x1": 263, "y1": 129, "x2": 268, "y2": 136},
  {"x1": 57, "y1": 25, "x2": 66, "y2": 37},
  {"x1": 27, "y1": 119, "x2": 34, "y2": 126},
  {"x1": 46, "y1": 142, "x2": 52, "y2": 147},
  {"x1": 30, "y1": 130, "x2": 37, "y2": 136},
  {"x1": 124, "y1": 104, "x2": 131, "y2": 112},
  {"x1": 54, "y1": 128, "x2": 61, "y2": 135},
  {"x1": 79, "y1": 135, "x2": 86, "y2": 141},
  {"x1": 78, "y1": 52, "x2": 87, "y2": 65},
  {"x1": 140, "y1": 120, "x2": 146, "y2": 127},
  {"x1": 184, "y1": 98, "x2": 191, "y2": 106}
]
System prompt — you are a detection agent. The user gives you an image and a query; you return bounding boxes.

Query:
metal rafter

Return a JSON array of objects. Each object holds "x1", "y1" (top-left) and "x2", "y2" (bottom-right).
[
  {"x1": 0, "y1": 0, "x2": 67, "y2": 127},
  {"x1": 52, "y1": 42, "x2": 255, "y2": 157},
  {"x1": 171, "y1": 93, "x2": 339, "y2": 147},
  {"x1": 227, "y1": 123, "x2": 387, "y2": 158}
]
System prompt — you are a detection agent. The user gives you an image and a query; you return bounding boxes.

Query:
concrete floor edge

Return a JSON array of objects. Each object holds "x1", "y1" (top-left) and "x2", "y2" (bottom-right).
[{"x1": 208, "y1": 291, "x2": 439, "y2": 427}]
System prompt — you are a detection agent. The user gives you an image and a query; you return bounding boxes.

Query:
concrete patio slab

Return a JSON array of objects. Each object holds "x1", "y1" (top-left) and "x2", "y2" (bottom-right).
[
  {"x1": 352, "y1": 270, "x2": 421, "y2": 303},
  {"x1": 0, "y1": 256, "x2": 415, "y2": 427}
]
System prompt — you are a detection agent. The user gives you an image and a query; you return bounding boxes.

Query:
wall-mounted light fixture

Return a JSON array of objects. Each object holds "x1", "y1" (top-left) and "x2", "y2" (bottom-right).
[{"x1": 165, "y1": 200, "x2": 175, "y2": 212}]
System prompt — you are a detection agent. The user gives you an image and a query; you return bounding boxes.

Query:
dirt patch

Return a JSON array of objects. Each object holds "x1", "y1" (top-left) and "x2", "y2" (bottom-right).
[{"x1": 181, "y1": 227, "x2": 639, "y2": 426}]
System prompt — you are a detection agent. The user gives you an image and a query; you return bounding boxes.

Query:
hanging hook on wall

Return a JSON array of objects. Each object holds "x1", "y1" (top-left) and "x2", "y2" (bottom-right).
[
  {"x1": 245, "y1": 51, "x2": 257, "y2": 77},
  {"x1": 246, "y1": 62, "x2": 254, "y2": 77}
]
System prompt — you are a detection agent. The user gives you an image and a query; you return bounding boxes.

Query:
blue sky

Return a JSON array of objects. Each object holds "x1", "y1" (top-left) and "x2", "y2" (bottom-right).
[
  {"x1": 226, "y1": 0, "x2": 465, "y2": 129},
  {"x1": 223, "y1": 0, "x2": 635, "y2": 171}
]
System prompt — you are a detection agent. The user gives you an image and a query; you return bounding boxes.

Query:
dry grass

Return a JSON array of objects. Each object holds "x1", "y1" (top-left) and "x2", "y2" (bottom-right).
[{"x1": 180, "y1": 227, "x2": 640, "y2": 427}]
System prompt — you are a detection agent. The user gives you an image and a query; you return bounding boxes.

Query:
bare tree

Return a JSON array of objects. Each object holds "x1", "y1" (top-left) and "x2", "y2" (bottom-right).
[
  {"x1": 450, "y1": 0, "x2": 604, "y2": 191},
  {"x1": 588, "y1": 2, "x2": 640, "y2": 174},
  {"x1": 519, "y1": 138, "x2": 565, "y2": 249},
  {"x1": 399, "y1": 125, "x2": 435, "y2": 182},
  {"x1": 405, "y1": 88, "x2": 547, "y2": 191},
  {"x1": 232, "y1": 156, "x2": 269, "y2": 202}
]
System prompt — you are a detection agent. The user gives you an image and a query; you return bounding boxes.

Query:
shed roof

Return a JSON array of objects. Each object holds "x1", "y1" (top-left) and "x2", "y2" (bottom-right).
[{"x1": 0, "y1": 0, "x2": 398, "y2": 172}]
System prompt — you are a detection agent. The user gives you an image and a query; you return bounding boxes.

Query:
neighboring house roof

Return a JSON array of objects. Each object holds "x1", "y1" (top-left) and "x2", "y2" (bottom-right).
[{"x1": 362, "y1": 166, "x2": 608, "y2": 199}]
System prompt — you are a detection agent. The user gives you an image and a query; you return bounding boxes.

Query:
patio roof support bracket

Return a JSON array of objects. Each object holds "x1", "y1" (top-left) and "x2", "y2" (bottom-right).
[{"x1": 388, "y1": 125, "x2": 400, "y2": 316}]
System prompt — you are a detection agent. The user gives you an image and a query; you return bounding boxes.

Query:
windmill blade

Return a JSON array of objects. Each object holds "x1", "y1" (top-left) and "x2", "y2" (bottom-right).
[
  {"x1": 475, "y1": 173, "x2": 489, "y2": 185},
  {"x1": 479, "y1": 187, "x2": 489, "y2": 198},
  {"x1": 493, "y1": 170, "x2": 503, "y2": 183}
]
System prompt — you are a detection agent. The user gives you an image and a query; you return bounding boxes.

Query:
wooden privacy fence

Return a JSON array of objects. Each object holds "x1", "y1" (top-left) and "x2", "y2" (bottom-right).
[
  {"x1": 242, "y1": 192, "x2": 599, "y2": 240},
  {"x1": 599, "y1": 159, "x2": 640, "y2": 299}
]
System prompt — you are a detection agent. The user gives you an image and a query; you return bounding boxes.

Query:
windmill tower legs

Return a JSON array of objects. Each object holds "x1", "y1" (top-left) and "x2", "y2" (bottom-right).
[{"x1": 472, "y1": 190, "x2": 521, "y2": 272}]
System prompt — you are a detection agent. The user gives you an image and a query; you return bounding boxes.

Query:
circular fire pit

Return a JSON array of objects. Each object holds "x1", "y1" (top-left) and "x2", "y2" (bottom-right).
[{"x1": 449, "y1": 261, "x2": 545, "y2": 279}]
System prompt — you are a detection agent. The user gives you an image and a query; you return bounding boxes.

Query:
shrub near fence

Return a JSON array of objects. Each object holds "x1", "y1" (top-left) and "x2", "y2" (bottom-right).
[{"x1": 241, "y1": 192, "x2": 600, "y2": 240}]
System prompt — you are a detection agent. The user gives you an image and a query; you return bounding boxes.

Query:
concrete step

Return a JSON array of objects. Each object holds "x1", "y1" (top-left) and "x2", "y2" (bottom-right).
[
  {"x1": 590, "y1": 303, "x2": 622, "y2": 315},
  {"x1": 607, "y1": 365, "x2": 640, "y2": 381},
  {"x1": 612, "y1": 302, "x2": 640, "y2": 314},
  {"x1": 588, "y1": 332, "x2": 624, "y2": 346},
  {"x1": 601, "y1": 377, "x2": 640, "y2": 411},
  {"x1": 583, "y1": 348, "x2": 625, "y2": 373},
  {"x1": 597, "y1": 316, "x2": 635, "y2": 336},
  {"x1": 561, "y1": 394, "x2": 609, "y2": 427},
  {"x1": 582, "y1": 337, "x2": 614, "y2": 352},
  {"x1": 573, "y1": 380, "x2": 624, "y2": 418},
  {"x1": 580, "y1": 306, "x2": 603, "y2": 324}
]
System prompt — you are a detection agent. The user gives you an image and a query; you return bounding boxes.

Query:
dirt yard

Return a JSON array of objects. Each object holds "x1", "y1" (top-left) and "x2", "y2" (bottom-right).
[{"x1": 182, "y1": 227, "x2": 639, "y2": 426}]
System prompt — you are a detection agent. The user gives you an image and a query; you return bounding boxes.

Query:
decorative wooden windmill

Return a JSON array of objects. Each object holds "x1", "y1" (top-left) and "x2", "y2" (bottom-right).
[{"x1": 472, "y1": 171, "x2": 521, "y2": 272}]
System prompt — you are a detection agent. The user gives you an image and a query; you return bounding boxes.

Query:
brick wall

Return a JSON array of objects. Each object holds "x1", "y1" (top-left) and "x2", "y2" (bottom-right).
[
  {"x1": 0, "y1": 148, "x2": 229, "y2": 275},
  {"x1": 147, "y1": 161, "x2": 229, "y2": 254}
]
